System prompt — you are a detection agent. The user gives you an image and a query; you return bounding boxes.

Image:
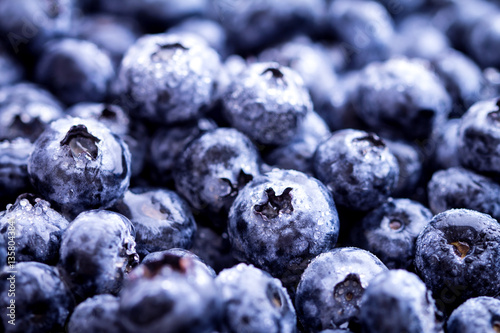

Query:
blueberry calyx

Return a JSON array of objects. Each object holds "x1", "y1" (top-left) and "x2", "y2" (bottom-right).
[
  {"x1": 220, "y1": 169, "x2": 254, "y2": 198},
  {"x1": 141, "y1": 198, "x2": 170, "y2": 220},
  {"x1": 389, "y1": 219, "x2": 403, "y2": 231},
  {"x1": 60, "y1": 124, "x2": 100, "y2": 160},
  {"x1": 450, "y1": 241, "x2": 470, "y2": 259},
  {"x1": 266, "y1": 283, "x2": 283, "y2": 309},
  {"x1": 261, "y1": 67, "x2": 287, "y2": 86},
  {"x1": 493, "y1": 321, "x2": 500, "y2": 333},
  {"x1": 254, "y1": 187, "x2": 293, "y2": 220},
  {"x1": 333, "y1": 273, "x2": 363, "y2": 304},
  {"x1": 99, "y1": 105, "x2": 118, "y2": 120},
  {"x1": 142, "y1": 253, "x2": 192, "y2": 278},
  {"x1": 352, "y1": 133, "x2": 386, "y2": 149},
  {"x1": 151, "y1": 43, "x2": 189, "y2": 62}
]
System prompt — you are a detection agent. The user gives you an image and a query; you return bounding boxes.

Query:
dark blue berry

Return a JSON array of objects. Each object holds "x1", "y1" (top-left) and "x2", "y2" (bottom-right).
[
  {"x1": 142, "y1": 248, "x2": 216, "y2": 278},
  {"x1": 467, "y1": 12, "x2": 500, "y2": 69},
  {"x1": 67, "y1": 103, "x2": 130, "y2": 137},
  {"x1": 432, "y1": 118, "x2": 461, "y2": 170},
  {"x1": 168, "y1": 18, "x2": 227, "y2": 57},
  {"x1": 67, "y1": 294, "x2": 121, "y2": 333},
  {"x1": 313, "y1": 129, "x2": 399, "y2": 211},
  {"x1": 0, "y1": 138, "x2": 34, "y2": 205},
  {"x1": 0, "y1": 42, "x2": 23, "y2": 87},
  {"x1": 385, "y1": 139, "x2": 422, "y2": 197},
  {"x1": 447, "y1": 297, "x2": 500, "y2": 333}
]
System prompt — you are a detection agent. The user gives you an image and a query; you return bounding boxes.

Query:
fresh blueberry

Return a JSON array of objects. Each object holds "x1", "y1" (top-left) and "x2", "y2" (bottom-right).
[
  {"x1": 67, "y1": 294, "x2": 121, "y2": 333},
  {"x1": 113, "y1": 188, "x2": 197, "y2": 258},
  {"x1": 295, "y1": 247, "x2": 387, "y2": 331},
  {"x1": 67, "y1": 103, "x2": 130, "y2": 137},
  {"x1": 212, "y1": 0, "x2": 323, "y2": 54},
  {"x1": 223, "y1": 62, "x2": 312, "y2": 146},
  {"x1": 415, "y1": 209, "x2": 500, "y2": 315},
  {"x1": 0, "y1": 193, "x2": 68, "y2": 265},
  {"x1": 174, "y1": 128, "x2": 261, "y2": 219},
  {"x1": 228, "y1": 168, "x2": 340, "y2": 288},
  {"x1": 265, "y1": 110, "x2": 331, "y2": 175},
  {"x1": 0, "y1": 42, "x2": 23, "y2": 87},
  {"x1": 75, "y1": 14, "x2": 141, "y2": 67},
  {"x1": 351, "y1": 58, "x2": 452, "y2": 140},
  {"x1": 35, "y1": 38, "x2": 115, "y2": 105},
  {"x1": 0, "y1": 261, "x2": 74, "y2": 333},
  {"x1": 0, "y1": 138, "x2": 34, "y2": 206},
  {"x1": 0, "y1": 83, "x2": 63, "y2": 142},
  {"x1": 431, "y1": 49, "x2": 484, "y2": 118},
  {"x1": 327, "y1": 0, "x2": 394, "y2": 69},
  {"x1": 142, "y1": 248, "x2": 216, "y2": 278},
  {"x1": 118, "y1": 251, "x2": 221, "y2": 333},
  {"x1": 351, "y1": 198, "x2": 432, "y2": 270},
  {"x1": 313, "y1": 129, "x2": 399, "y2": 211},
  {"x1": 384, "y1": 139, "x2": 423, "y2": 198},
  {"x1": 149, "y1": 118, "x2": 217, "y2": 185},
  {"x1": 428, "y1": 167, "x2": 500, "y2": 221},
  {"x1": 216, "y1": 263, "x2": 296, "y2": 333},
  {"x1": 116, "y1": 32, "x2": 221, "y2": 124},
  {"x1": 447, "y1": 296, "x2": 500, "y2": 333},
  {"x1": 431, "y1": 118, "x2": 461, "y2": 170},
  {"x1": 359, "y1": 269, "x2": 443, "y2": 333},
  {"x1": 58, "y1": 210, "x2": 139, "y2": 301},
  {"x1": 28, "y1": 116, "x2": 131, "y2": 219},
  {"x1": 467, "y1": 12, "x2": 500, "y2": 69},
  {"x1": 458, "y1": 97, "x2": 500, "y2": 175}
]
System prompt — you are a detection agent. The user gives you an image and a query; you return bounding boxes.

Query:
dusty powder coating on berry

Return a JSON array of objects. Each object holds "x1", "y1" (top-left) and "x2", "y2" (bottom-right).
[
  {"x1": 67, "y1": 294, "x2": 122, "y2": 333},
  {"x1": 313, "y1": 129, "x2": 399, "y2": 211},
  {"x1": 351, "y1": 58, "x2": 452, "y2": 140},
  {"x1": 0, "y1": 194, "x2": 68, "y2": 265},
  {"x1": 0, "y1": 262, "x2": 74, "y2": 333},
  {"x1": 0, "y1": 138, "x2": 34, "y2": 202},
  {"x1": 415, "y1": 209, "x2": 500, "y2": 315},
  {"x1": 223, "y1": 62, "x2": 312, "y2": 146},
  {"x1": 447, "y1": 297, "x2": 500, "y2": 333},
  {"x1": 142, "y1": 248, "x2": 216, "y2": 278},
  {"x1": 116, "y1": 32, "x2": 221, "y2": 124},
  {"x1": 227, "y1": 169, "x2": 340, "y2": 287},
  {"x1": 58, "y1": 210, "x2": 139, "y2": 301},
  {"x1": 295, "y1": 247, "x2": 387, "y2": 332},
  {"x1": 359, "y1": 270, "x2": 443, "y2": 333},
  {"x1": 28, "y1": 116, "x2": 131, "y2": 218},
  {"x1": 215, "y1": 263, "x2": 296, "y2": 333}
]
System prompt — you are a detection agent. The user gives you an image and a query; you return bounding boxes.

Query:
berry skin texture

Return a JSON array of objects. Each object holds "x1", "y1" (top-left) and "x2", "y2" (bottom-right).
[
  {"x1": 116, "y1": 32, "x2": 221, "y2": 124},
  {"x1": 313, "y1": 129, "x2": 399, "y2": 211},
  {"x1": 446, "y1": 297, "x2": 500, "y2": 333},
  {"x1": 0, "y1": 138, "x2": 34, "y2": 205},
  {"x1": 223, "y1": 62, "x2": 312, "y2": 146},
  {"x1": 67, "y1": 294, "x2": 122, "y2": 333},
  {"x1": 28, "y1": 116, "x2": 131, "y2": 219},
  {"x1": 414, "y1": 209, "x2": 500, "y2": 315},
  {"x1": 0, "y1": 262, "x2": 75, "y2": 333},
  {"x1": 142, "y1": 248, "x2": 216, "y2": 278},
  {"x1": 458, "y1": 97, "x2": 500, "y2": 175},
  {"x1": 351, "y1": 58, "x2": 452, "y2": 140},
  {"x1": 295, "y1": 247, "x2": 387, "y2": 332},
  {"x1": 118, "y1": 251, "x2": 221, "y2": 333},
  {"x1": 58, "y1": 210, "x2": 139, "y2": 301},
  {"x1": 215, "y1": 263, "x2": 296, "y2": 333},
  {"x1": 359, "y1": 269, "x2": 443, "y2": 333},
  {"x1": 351, "y1": 198, "x2": 432, "y2": 270},
  {"x1": 228, "y1": 169, "x2": 340, "y2": 287},
  {"x1": 0, "y1": 193, "x2": 68, "y2": 265}
]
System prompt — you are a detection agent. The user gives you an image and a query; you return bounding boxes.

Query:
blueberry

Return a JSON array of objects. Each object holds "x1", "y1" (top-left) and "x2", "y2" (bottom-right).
[
  {"x1": 28, "y1": 116, "x2": 131, "y2": 218},
  {"x1": 116, "y1": 32, "x2": 221, "y2": 124},
  {"x1": 431, "y1": 118, "x2": 461, "y2": 170},
  {"x1": 227, "y1": 168, "x2": 340, "y2": 288},
  {"x1": 431, "y1": 49, "x2": 484, "y2": 117},
  {"x1": 223, "y1": 62, "x2": 312, "y2": 146},
  {"x1": 36, "y1": 38, "x2": 115, "y2": 105},
  {"x1": 149, "y1": 118, "x2": 217, "y2": 185},
  {"x1": 0, "y1": 193, "x2": 68, "y2": 265},
  {"x1": 265, "y1": 110, "x2": 331, "y2": 174},
  {"x1": 0, "y1": 42, "x2": 23, "y2": 87},
  {"x1": 458, "y1": 97, "x2": 500, "y2": 175},
  {"x1": 58, "y1": 210, "x2": 139, "y2": 301},
  {"x1": 113, "y1": 188, "x2": 197, "y2": 258},
  {"x1": 0, "y1": 83, "x2": 63, "y2": 142},
  {"x1": 327, "y1": 0, "x2": 394, "y2": 69},
  {"x1": 351, "y1": 58, "x2": 452, "y2": 140},
  {"x1": 351, "y1": 198, "x2": 432, "y2": 270},
  {"x1": 415, "y1": 209, "x2": 500, "y2": 315},
  {"x1": 212, "y1": 0, "x2": 323, "y2": 54},
  {"x1": 295, "y1": 247, "x2": 387, "y2": 331},
  {"x1": 0, "y1": 138, "x2": 34, "y2": 205},
  {"x1": 142, "y1": 248, "x2": 216, "y2": 278},
  {"x1": 428, "y1": 167, "x2": 500, "y2": 221},
  {"x1": 467, "y1": 12, "x2": 500, "y2": 69},
  {"x1": 0, "y1": 262, "x2": 74, "y2": 333},
  {"x1": 0, "y1": 0, "x2": 73, "y2": 54},
  {"x1": 384, "y1": 139, "x2": 423, "y2": 198},
  {"x1": 75, "y1": 14, "x2": 141, "y2": 67},
  {"x1": 359, "y1": 269, "x2": 443, "y2": 333},
  {"x1": 447, "y1": 297, "x2": 500, "y2": 333},
  {"x1": 174, "y1": 128, "x2": 261, "y2": 218},
  {"x1": 67, "y1": 103, "x2": 130, "y2": 137},
  {"x1": 216, "y1": 263, "x2": 296, "y2": 333},
  {"x1": 118, "y1": 251, "x2": 221, "y2": 333},
  {"x1": 313, "y1": 129, "x2": 399, "y2": 211},
  {"x1": 67, "y1": 294, "x2": 121, "y2": 333}
]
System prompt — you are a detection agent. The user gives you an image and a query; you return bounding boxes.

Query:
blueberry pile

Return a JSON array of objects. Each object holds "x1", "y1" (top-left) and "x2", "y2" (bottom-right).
[{"x1": 1, "y1": 0, "x2": 500, "y2": 332}]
